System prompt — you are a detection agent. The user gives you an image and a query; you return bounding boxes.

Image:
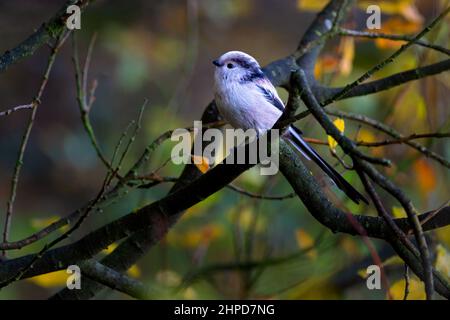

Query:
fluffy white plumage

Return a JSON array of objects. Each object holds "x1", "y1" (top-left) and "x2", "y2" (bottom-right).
[
  {"x1": 212, "y1": 50, "x2": 368, "y2": 204},
  {"x1": 213, "y1": 51, "x2": 283, "y2": 134}
]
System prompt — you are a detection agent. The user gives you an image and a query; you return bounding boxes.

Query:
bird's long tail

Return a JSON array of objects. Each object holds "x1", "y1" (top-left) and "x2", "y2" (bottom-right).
[{"x1": 287, "y1": 126, "x2": 369, "y2": 204}]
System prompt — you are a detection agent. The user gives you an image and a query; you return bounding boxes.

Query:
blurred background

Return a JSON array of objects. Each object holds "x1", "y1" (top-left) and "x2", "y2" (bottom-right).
[{"x1": 0, "y1": 0, "x2": 448, "y2": 299}]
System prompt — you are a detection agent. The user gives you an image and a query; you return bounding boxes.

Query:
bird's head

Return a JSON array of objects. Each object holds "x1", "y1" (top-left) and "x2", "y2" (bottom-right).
[{"x1": 213, "y1": 51, "x2": 264, "y2": 85}]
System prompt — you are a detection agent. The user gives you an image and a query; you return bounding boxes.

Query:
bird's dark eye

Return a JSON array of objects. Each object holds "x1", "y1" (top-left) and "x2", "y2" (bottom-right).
[{"x1": 227, "y1": 63, "x2": 234, "y2": 69}]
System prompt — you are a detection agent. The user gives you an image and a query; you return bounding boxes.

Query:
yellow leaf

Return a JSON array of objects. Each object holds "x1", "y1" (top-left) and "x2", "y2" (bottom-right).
[
  {"x1": 436, "y1": 226, "x2": 450, "y2": 248},
  {"x1": 415, "y1": 96, "x2": 426, "y2": 121},
  {"x1": 390, "y1": 278, "x2": 426, "y2": 300},
  {"x1": 435, "y1": 244, "x2": 450, "y2": 280},
  {"x1": 392, "y1": 206, "x2": 407, "y2": 218},
  {"x1": 372, "y1": 17, "x2": 422, "y2": 49},
  {"x1": 357, "y1": 257, "x2": 403, "y2": 280},
  {"x1": 295, "y1": 229, "x2": 317, "y2": 259},
  {"x1": 382, "y1": 255, "x2": 404, "y2": 267},
  {"x1": 191, "y1": 155, "x2": 210, "y2": 173},
  {"x1": 327, "y1": 118, "x2": 345, "y2": 150},
  {"x1": 297, "y1": 0, "x2": 328, "y2": 11},
  {"x1": 127, "y1": 265, "x2": 142, "y2": 278},
  {"x1": 28, "y1": 270, "x2": 68, "y2": 288},
  {"x1": 102, "y1": 242, "x2": 118, "y2": 254},
  {"x1": 357, "y1": 268, "x2": 368, "y2": 279},
  {"x1": 338, "y1": 37, "x2": 354, "y2": 76},
  {"x1": 356, "y1": 128, "x2": 376, "y2": 143},
  {"x1": 357, "y1": 128, "x2": 386, "y2": 159},
  {"x1": 358, "y1": 0, "x2": 422, "y2": 22}
]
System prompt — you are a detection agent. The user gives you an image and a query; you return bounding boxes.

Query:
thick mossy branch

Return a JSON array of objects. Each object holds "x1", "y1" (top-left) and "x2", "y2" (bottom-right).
[{"x1": 0, "y1": 0, "x2": 92, "y2": 73}]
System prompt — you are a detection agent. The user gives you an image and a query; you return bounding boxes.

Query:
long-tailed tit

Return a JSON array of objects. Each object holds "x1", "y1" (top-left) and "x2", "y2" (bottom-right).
[{"x1": 213, "y1": 51, "x2": 368, "y2": 204}]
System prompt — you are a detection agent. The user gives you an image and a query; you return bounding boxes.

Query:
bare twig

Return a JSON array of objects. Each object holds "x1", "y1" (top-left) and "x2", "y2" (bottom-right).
[
  {"x1": 0, "y1": 120, "x2": 224, "y2": 252},
  {"x1": 2, "y1": 32, "x2": 69, "y2": 256},
  {"x1": 338, "y1": 28, "x2": 450, "y2": 56},
  {"x1": 359, "y1": 171, "x2": 418, "y2": 255},
  {"x1": 82, "y1": 33, "x2": 98, "y2": 112},
  {"x1": 323, "y1": 6, "x2": 450, "y2": 105},
  {"x1": 413, "y1": 200, "x2": 450, "y2": 234},
  {"x1": 343, "y1": 210, "x2": 392, "y2": 299},
  {"x1": 0, "y1": 104, "x2": 34, "y2": 118},
  {"x1": 327, "y1": 110, "x2": 450, "y2": 168},
  {"x1": 404, "y1": 264, "x2": 410, "y2": 300},
  {"x1": 356, "y1": 132, "x2": 450, "y2": 147},
  {"x1": 303, "y1": 132, "x2": 450, "y2": 148},
  {"x1": 0, "y1": 169, "x2": 113, "y2": 289},
  {"x1": 111, "y1": 120, "x2": 136, "y2": 166},
  {"x1": 115, "y1": 100, "x2": 148, "y2": 173},
  {"x1": 226, "y1": 184, "x2": 296, "y2": 201},
  {"x1": 72, "y1": 33, "x2": 114, "y2": 173},
  {"x1": 182, "y1": 234, "x2": 325, "y2": 287}
]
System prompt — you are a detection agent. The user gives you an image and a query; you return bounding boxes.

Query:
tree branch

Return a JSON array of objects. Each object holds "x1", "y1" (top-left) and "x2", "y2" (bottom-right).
[
  {"x1": 338, "y1": 28, "x2": 450, "y2": 56},
  {"x1": 2, "y1": 31, "x2": 70, "y2": 256},
  {"x1": 316, "y1": 59, "x2": 450, "y2": 103},
  {"x1": 327, "y1": 110, "x2": 450, "y2": 168},
  {"x1": 78, "y1": 261, "x2": 149, "y2": 300},
  {"x1": 321, "y1": 6, "x2": 450, "y2": 105},
  {"x1": 0, "y1": 0, "x2": 92, "y2": 73}
]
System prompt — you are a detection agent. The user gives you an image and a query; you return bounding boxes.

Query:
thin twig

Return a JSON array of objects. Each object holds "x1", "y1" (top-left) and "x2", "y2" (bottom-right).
[
  {"x1": 0, "y1": 169, "x2": 112, "y2": 289},
  {"x1": 115, "y1": 100, "x2": 148, "y2": 173},
  {"x1": 359, "y1": 159, "x2": 436, "y2": 299},
  {"x1": 0, "y1": 121, "x2": 224, "y2": 252},
  {"x1": 356, "y1": 132, "x2": 450, "y2": 147},
  {"x1": 358, "y1": 169, "x2": 420, "y2": 258},
  {"x1": 404, "y1": 264, "x2": 410, "y2": 300},
  {"x1": 136, "y1": 175, "x2": 296, "y2": 201},
  {"x1": 72, "y1": 33, "x2": 115, "y2": 173},
  {"x1": 82, "y1": 32, "x2": 98, "y2": 112},
  {"x1": 323, "y1": 6, "x2": 450, "y2": 105},
  {"x1": 111, "y1": 120, "x2": 136, "y2": 166},
  {"x1": 303, "y1": 132, "x2": 450, "y2": 147},
  {"x1": 226, "y1": 184, "x2": 296, "y2": 201},
  {"x1": 327, "y1": 110, "x2": 450, "y2": 168},
  {"x1": 338, "y1": 28, "x2": 450, "y2": 56},
  {"x1": 0, "y1": 104, "x2": 34, "y2": 118},
  {"x1": 2, "y1": 32, "x2": 69, "y2": 256}
]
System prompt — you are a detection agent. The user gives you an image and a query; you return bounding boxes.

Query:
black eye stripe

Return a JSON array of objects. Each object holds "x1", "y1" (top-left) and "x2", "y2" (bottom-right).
[{"x1": 230, "y1": 58, "x2": 254, "y2": 69}]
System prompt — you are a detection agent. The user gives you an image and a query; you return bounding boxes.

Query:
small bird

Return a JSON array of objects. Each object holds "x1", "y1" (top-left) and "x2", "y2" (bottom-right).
[{"x1": 213, "y1": 51, "x2": 368, "y2": 204}]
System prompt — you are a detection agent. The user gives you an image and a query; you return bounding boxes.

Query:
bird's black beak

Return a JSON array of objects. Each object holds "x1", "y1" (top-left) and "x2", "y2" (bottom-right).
[{"x1": 212, "y1": 60, "x2": 222, "y2": 67}]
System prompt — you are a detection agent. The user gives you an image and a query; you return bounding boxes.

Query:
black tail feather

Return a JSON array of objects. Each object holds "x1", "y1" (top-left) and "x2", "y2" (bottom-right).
[{"x1": 288, "y1": 126, "x2": 369, "y2": 205}]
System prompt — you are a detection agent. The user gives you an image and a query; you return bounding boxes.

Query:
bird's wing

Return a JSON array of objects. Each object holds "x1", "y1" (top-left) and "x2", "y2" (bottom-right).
[
  {"x1": 254, "y1": 78, "x2": 285, "y2": 112},
  {"x1": 253, "y1": 76, "x2": 368, "y2": 205}
]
